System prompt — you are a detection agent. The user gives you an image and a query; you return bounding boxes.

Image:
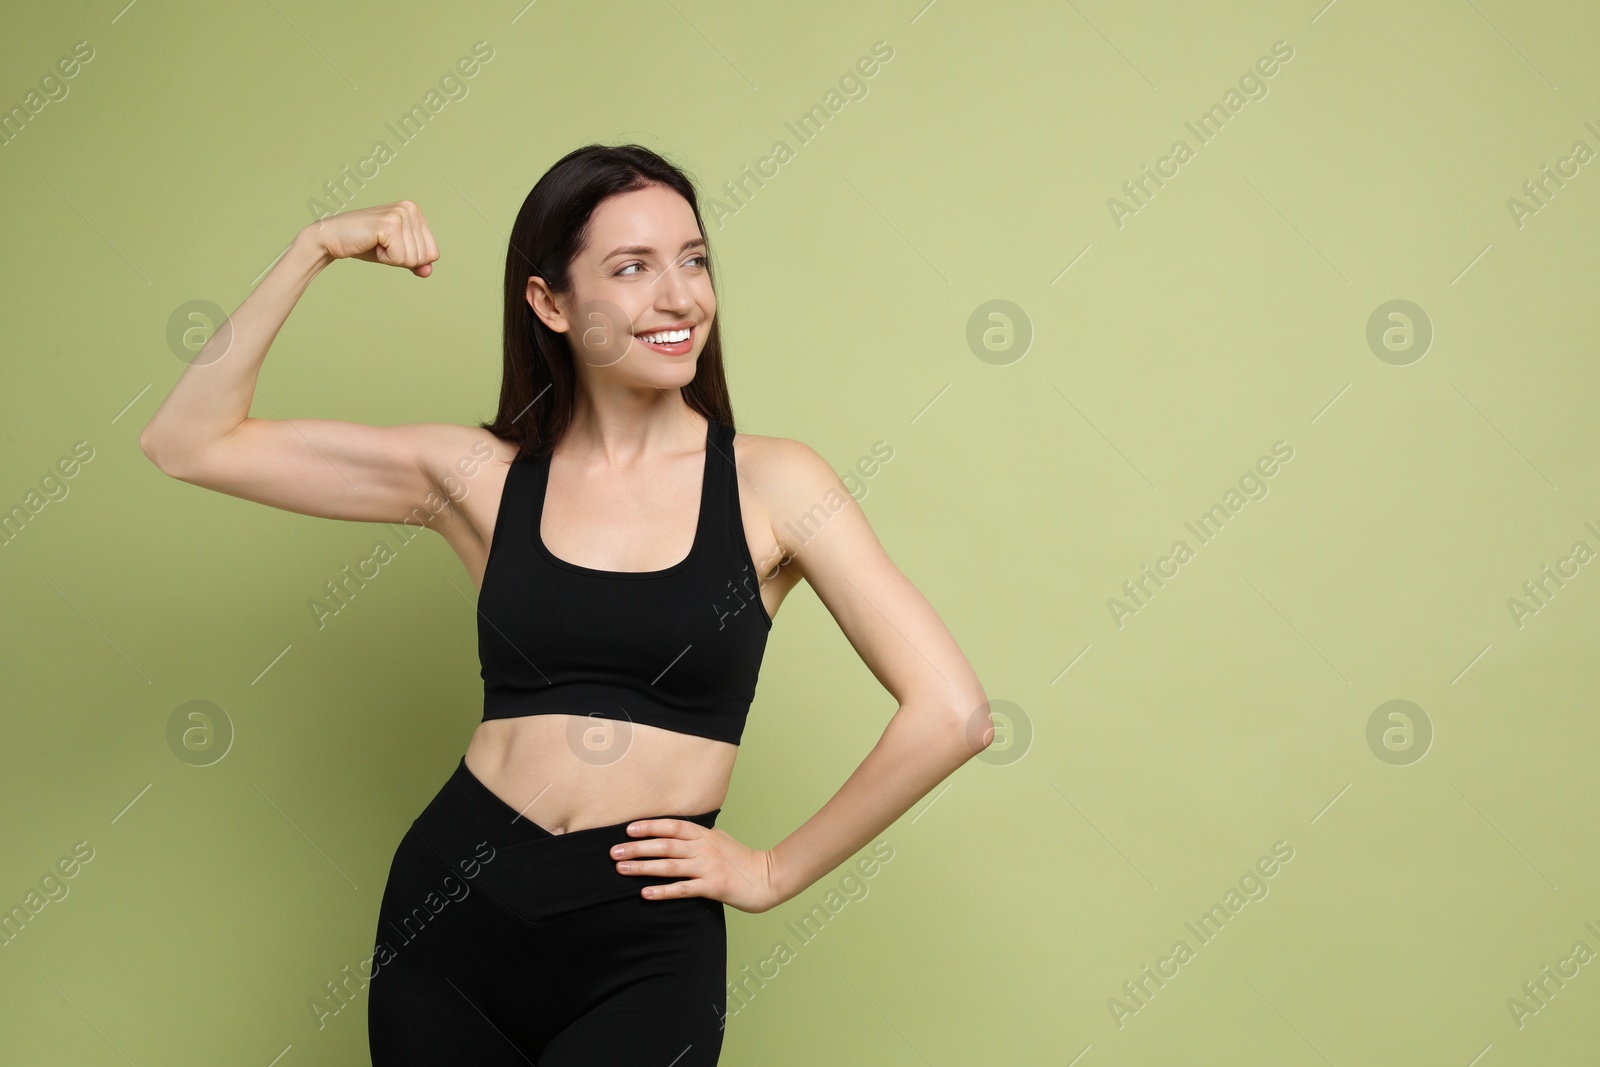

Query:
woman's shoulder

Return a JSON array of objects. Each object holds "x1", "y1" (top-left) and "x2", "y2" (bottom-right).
[
  {"x1": 728, "y1": 427, "x2": 852, "y2": 508},
  {"x1": 728, "y1": 425, "x2": 812, "y2": 470}
]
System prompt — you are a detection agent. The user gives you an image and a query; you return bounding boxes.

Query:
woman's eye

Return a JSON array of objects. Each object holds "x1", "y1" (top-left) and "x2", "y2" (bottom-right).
[{"x1": 617, "y1": 255, "x2": 708, "y2": 277}]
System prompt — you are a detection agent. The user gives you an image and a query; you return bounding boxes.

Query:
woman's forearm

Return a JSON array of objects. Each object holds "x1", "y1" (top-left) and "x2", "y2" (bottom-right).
[
  {"x1": 765, "y1": 701, "x2": 989, "y2": 906},
  {"x1": 139, "y1": 227, "x2": 334, "y2": 474}
]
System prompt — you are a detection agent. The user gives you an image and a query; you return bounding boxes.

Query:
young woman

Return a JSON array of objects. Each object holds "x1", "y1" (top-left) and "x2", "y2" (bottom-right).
[{"x1": 140, "y1": 143, "x2": 992, "y2": 1065}]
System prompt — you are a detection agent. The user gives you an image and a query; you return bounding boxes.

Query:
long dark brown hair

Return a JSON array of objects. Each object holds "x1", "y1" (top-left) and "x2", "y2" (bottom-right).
[{"x1": 477, "y1": 143, "x2": 735, "y2": 460}]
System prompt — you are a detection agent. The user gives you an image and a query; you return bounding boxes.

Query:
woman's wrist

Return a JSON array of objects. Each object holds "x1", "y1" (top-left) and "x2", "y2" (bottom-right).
[
  {"x1": 292, "y1": 220, "x2": 339, "y2": 272},
  {"x1": 763, "y1": 844, "x2": 803, "y2": 909}
]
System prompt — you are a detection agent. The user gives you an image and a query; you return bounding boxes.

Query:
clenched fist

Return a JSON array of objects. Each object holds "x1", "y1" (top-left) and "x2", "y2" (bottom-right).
[{"x1": 305, "y1": 200, "x2": 440, "y2": 277}]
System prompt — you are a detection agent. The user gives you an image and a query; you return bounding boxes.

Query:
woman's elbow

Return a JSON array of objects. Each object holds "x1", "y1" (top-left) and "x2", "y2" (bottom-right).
[
  {"x1": 960, "y1": 695, "x2": 998, "y2": 758},
  {"x1": 919, "y1": 686, "x2": 994, "y2": 759},
  {"x1": 138, "y1": 426, "x2": 178, "y2": 477}
]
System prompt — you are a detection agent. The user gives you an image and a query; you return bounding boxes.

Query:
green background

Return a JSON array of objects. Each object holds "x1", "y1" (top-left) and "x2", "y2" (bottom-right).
[{"x1": 3, "y1": 0, "x2": 1599, "y2": 1063}]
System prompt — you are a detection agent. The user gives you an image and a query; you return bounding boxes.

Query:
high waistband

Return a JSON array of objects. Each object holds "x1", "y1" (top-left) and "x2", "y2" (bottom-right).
[{"x1": 406, "y1": 758, "x2": 722, "y2": 926}]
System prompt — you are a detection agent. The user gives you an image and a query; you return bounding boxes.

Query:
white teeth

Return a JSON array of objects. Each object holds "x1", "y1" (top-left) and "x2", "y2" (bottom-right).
[{"x1": 637, "y1": 327, "x2": 691, "y2": 345}]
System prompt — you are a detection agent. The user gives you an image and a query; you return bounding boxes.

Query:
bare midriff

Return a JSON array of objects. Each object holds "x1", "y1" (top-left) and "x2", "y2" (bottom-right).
[{"x1": 462, "y1": 714, "x2": 739, "y2": 835}]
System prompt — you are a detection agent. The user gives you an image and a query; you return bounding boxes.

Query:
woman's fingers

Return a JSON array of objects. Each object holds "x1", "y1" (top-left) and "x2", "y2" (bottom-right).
[
  {"x1": 320, "y1": 200, "x2": 438, "y2": 276},
  {"x1": 404, "y1": 201, "x2": 439, "y2": 276},
  {"x1": 616, "y1": 838, "x2": 685, "y2": 859},
  {"x1": 624, "y1": 818, "x2": 703, "y2": 841},
  {"x1": 419, "y1": 209, "x2": 440, "y2": 263},
  {"x1": 640, "y1": 877, "x2": 708, "y2": 900},
  {"x1": 615, "y1": 822, "x2": 703, "y2": 877},
  {"x1": 405, "y1": 202, "x2": 431, "y2": 271},
  {"x1": 401, "y1": 202, "x2": 423, "y2": 271},
  {"x1": 385, "y1": 203, "x2": 415, "y2": 269}
]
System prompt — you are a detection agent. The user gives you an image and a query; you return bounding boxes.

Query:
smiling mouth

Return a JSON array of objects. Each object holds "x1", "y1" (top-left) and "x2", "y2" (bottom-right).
[{"x1": 633, "y1": 325, "x2": 695, "y2": 354}]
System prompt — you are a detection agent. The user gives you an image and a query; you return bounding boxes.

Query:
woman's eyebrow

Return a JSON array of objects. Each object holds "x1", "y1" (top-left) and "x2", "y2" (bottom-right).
[{"x1": 603, "y1": 238, "x2": 707, "y2": 260}]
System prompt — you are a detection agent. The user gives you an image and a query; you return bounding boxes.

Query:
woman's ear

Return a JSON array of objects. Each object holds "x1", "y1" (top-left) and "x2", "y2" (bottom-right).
[{"x1": 526, "y1": 277, "x2": 566, "y2": 333}]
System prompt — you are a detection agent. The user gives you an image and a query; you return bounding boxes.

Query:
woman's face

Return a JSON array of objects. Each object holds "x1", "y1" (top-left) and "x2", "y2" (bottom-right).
[{"x1": 529, "y1": 183, "x2": 716, "y2": 388}]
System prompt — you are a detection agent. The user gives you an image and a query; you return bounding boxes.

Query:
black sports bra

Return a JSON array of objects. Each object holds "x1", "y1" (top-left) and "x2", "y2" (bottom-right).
[{"x1": 477, "y1": 417, "x2": 771, "y2": 746}]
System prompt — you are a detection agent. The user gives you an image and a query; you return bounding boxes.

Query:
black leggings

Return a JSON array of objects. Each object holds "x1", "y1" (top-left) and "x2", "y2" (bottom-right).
[{"x1": 367, "y1": 756, "x2": 728, "y2": 1065}]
